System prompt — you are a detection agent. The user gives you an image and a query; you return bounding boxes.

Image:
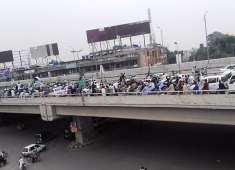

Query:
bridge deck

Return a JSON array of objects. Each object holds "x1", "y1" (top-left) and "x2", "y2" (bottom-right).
[{"x1": 0, "y1": 94, "x2": 235, "y2": 125}]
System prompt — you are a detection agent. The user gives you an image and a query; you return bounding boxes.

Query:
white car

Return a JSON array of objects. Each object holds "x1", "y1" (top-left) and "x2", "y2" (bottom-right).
[
  {"x1": 228, "y1": 73, "x2": 235, "y2": 92},
  {"x1": 21, "y1": 144, "x2": 46, "y2": 157},
  {"x1": 220, "y1": 64, "x2": 235, "y2": 72}
]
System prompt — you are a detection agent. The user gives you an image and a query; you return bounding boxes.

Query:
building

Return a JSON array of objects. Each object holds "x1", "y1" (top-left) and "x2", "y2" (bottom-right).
[
  {"x1": 9, "y1": 47, "x2": 166, "y2": 81},
  {"x1": 139, "y1": 47, "x2": 166, "y2": 67}
]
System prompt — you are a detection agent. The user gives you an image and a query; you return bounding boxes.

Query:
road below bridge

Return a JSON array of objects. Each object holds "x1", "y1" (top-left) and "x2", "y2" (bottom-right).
[{"x1": 0, "y1": 118, "x2": 235, "y2": 170}]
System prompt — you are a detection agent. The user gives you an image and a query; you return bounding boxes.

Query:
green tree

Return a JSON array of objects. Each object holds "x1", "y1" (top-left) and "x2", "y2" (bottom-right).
[
  {"x1": 190, "y1": 31, "x2": 235, "y2": 61},
  {"x1": 166, "y1": 48, "x2": 176, "y2": 64},
  {"x1": 208, "y1": 31, "x2": 235, "y2": 59}
]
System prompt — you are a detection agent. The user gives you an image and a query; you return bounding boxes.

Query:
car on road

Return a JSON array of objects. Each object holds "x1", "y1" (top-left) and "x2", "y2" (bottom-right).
[
  {"x1": 21, "y1": 144, "x2": 46, "y2": 157},
  {"x1": 228, "y1": 72, "x2": 235, "y2": 92},
  {"x1": 220, "y1": 64, "x2": 235, "y2": 72},
  {"x1": 35, "y1": 130, "x2": 56, "y2": 144}
]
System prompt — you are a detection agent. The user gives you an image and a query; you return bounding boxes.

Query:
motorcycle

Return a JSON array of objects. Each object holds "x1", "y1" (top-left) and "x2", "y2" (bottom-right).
[
  {"x1": 0, "y1": 151, "x2": 8, "y2": 167},
  {"x1": 19, "y1": 158, "x2": 27, "y2": 170},
  {"x1": 19, "y1": 162, "x2": 27, "y2": 170},
  {"x1": 28, "y1": 152, "x2": 40, "y2": 163}
]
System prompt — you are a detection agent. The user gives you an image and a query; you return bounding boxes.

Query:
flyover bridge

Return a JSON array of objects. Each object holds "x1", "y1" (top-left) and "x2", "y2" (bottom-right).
[{"x1": 0, "y1": 93, "x2": 235, "y2": 125}]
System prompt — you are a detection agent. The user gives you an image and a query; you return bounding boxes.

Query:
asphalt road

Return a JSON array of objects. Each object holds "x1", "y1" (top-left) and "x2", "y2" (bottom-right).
[{"x1": 0, "y1": 118, "x2": 235, "y2": 170}]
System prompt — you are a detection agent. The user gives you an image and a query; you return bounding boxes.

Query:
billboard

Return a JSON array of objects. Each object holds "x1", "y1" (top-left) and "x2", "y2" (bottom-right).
[
  {"x1": 86, "y1": 20, "x2": 151, "y2": 43},
  {"x1": 30, "y1": 43, "x2": 59, "y2": 59},
  {"x1": 86, "y1": 27, "x2": 116, "y2": 43},
  {"x1": 0, "y1": 50, "x2": 13, "y2": 63},
  {"x1": 0, "y1": 68, "x2": 11, "y2": 81}
]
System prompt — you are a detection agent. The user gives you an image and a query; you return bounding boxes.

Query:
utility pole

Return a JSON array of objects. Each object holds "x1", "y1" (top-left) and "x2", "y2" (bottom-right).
[
  {"x1": 70, "y1": 49, "x2": 82, "y2": 61},
  {"x1": 204, "y1": 11, "x2": 210, "y2": 64},
  {"x1": 18, "y1": 51, "x2": 23, "y2": 67},
  {"x1": 71, "y1": 48, "x2": 76, "y2": 61},
  {"x1": 148, "y1": 8, "x2": 153, "y2": 45},
  {"x1": 174, "y1": 42, "x2": 181, "y2": 74},
  {"x1": 157, "y1": 27, "x2": 164, "y2": 47}
]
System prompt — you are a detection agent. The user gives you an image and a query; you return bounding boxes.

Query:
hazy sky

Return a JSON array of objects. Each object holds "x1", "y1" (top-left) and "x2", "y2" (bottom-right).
[{"x1": 0, "y1": 0, "x2": 235, "y2": 61}]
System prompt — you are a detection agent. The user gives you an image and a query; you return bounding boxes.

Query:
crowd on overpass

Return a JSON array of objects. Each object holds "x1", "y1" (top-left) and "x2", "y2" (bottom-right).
[{"x1": 0, "y1": 72, "x2": 228, "y2": 98}]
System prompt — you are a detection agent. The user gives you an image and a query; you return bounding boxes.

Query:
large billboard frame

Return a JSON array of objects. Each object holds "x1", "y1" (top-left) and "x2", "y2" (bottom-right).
[{"x1": 86, "y1": 20, "x2": 151, "y2": 43}]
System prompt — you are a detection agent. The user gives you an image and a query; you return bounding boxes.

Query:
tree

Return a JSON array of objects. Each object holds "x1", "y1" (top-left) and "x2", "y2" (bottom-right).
[
  {"x1": 189, "y1": 31, "x2": 235, "y2": 61},
  {"x1": 208, "y1": 32, "x2": 235, "y2": 59},
  {"x1": 166, "y1": 48, "x2": 176, "y2": 64}
]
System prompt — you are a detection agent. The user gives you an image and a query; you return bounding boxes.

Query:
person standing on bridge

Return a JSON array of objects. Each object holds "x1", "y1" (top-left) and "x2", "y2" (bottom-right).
[
  {"x1": 101, "y1": 84, "x2": 106, "y2": 96},
  {"x1": 192, "y1": 80, "x2": 200, "y2": 94},
  {"x1": 78, "y1": 77, "x2": 85, "y2": 94},
  {"x1": 183, "y1": 81, "x2": 189, "y2": 94},
  {"x1": 218, "y1": 80, "x2": 226, "y2": 94},
  {"x1": 202, "y1": 79, "x2": 209, "y2": 94}
]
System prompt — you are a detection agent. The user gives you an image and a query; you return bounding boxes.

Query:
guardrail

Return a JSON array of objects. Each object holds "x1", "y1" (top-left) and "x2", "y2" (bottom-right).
[{"x1": 0, "y1": 89, "x2": 234, "y2": 99}]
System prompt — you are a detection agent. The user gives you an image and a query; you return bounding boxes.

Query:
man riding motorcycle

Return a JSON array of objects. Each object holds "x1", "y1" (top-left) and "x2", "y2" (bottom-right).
[
  {"x1": 140, "y1": 166, "x2": 148, "y2": 170},
  {"x1": 30, "y1": 150, "x2": 40, "y2": 163},
  {"x1": 0, "y1": 152, "x2": 4, "y2": 159},
  {"x1": 18, "y1": 156, "x2": 26, "y2": 170},
  {"x1": 0, "y1": 151, "x2": 7, "y2": 158},
  {"x1": 0, "y1": 151, "x2": 8, "y2": 166}
]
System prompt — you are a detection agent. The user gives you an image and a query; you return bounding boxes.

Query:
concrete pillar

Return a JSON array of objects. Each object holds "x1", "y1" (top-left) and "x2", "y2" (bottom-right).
[
  {"x1": 73, "y1": 117, "x2": 95, "y2": 146},
  {"x1": 40, "y1": 104, "x2": 59, "y2": 121}
]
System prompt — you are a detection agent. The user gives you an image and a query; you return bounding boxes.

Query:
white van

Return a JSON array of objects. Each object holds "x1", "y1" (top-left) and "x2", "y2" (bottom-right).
[
  {"x1": 201, "y1": 75, "x2": 221, "y2": 90},
  {"x1": 202, "y1": 71, "x2": 233, "y2": 90}
]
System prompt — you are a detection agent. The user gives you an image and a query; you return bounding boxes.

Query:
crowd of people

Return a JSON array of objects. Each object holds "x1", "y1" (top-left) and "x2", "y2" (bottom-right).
[{"x1": 0, "y1": 72, "x2": 228, "y2": 98}]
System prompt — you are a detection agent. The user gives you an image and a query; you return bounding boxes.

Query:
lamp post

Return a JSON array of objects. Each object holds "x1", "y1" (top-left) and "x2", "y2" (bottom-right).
[
  {"x1": 157, "y1": 27, "x2": 164, "y2": 47},
  {"x1": 70, "y1": 49, "x2": 82, "y2": 61},
  {"x1": 70, "y1": 49, "x2": 82, "y2": 74},
  {"x1": 174, "y1": 42, "x2": 181, "y2": 74},
  {"x1": 204, "y1": 11, "x2": 210, "y2": 63}
]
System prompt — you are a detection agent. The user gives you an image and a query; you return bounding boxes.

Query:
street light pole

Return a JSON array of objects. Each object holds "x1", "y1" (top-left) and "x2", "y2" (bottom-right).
[
  {"x1": 204, "y1": 11, "x2": 210, "y2": 63},
  {"x1": 174, "y1": 42, "x2": 181, "y2": 74},
  {"x1": 70, "y1": 49, "x2": 82, "y2": 61},
  {"x1": 157, "y1": 27, "x2": 164, "y2": 47}
]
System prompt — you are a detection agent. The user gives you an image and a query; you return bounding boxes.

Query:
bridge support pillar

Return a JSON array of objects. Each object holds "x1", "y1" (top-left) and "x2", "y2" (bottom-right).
[
  {"x1": 40, "y1": 104, "x2": 59, "y2": 121},
  {"x1": 73, "y1": 117, "x2": 95, "y2": 146}
]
